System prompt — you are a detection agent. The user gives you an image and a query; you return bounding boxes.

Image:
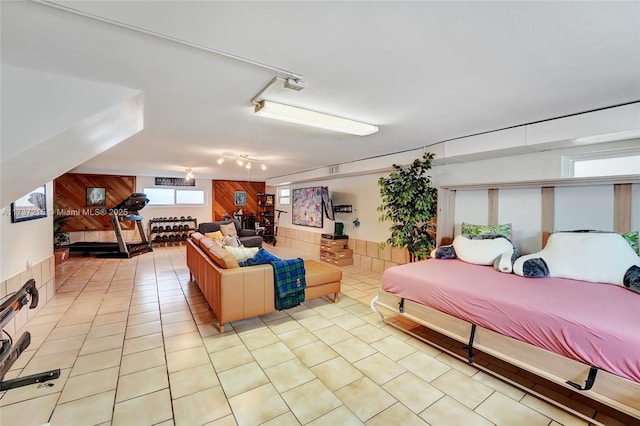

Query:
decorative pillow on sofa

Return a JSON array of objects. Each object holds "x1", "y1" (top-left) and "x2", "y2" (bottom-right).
[
  {"x1": 220, "y1": 222, "x2": 238, "y2": 237},
  {"x1": 461, "y1": 222, "x2": 512, "y2": 239},
  {"x1": 205, "y1": 231, "x2": 224, "y2": 241},
  {"x1": 239, "y1": 248, "x2": 281, "y2": 267},
  {"x1": 225, "y1": 246, "x2": 259, "y2": 262},
  {"x1": 451, "y1": 234, "x2": 514, "y2": 266},
  {"x1": 513, "y1": 232, "x2": 640, "y2": 290}
]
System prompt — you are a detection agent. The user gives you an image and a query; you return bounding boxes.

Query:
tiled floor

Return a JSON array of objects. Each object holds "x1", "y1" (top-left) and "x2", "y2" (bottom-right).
[{"x1": 1, "y1": 244, "x2": 637, "y2": 426}]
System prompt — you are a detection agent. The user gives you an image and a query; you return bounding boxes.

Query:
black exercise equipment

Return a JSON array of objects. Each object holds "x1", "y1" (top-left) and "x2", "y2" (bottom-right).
[
  {"x1": 68, "y1": 193, "x2": 153, "y2": 259},
  {"x1": 1, "y1": 279, "x2": 60, "y2": 391}
]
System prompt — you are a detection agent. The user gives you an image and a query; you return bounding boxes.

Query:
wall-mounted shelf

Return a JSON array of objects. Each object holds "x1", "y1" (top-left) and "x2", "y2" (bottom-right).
[{"x1": 333, "y1": 204, "x2": 353, "y2": 213}]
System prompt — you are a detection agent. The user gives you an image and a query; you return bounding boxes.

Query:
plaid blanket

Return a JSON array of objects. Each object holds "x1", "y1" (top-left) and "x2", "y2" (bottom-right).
[{"x1": 271, "y1": 258, "x2": 306, "y2": 310}]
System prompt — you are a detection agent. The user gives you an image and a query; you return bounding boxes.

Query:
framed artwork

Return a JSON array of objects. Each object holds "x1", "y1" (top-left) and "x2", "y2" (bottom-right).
[
  {"x1": 234, "y1": 190, "x2": 247, "y2": 206},
  {"x1": 86, "y1": 187, "x2": 106, "y2": 207},
  {"x1": 11, "y1": 185, "x2": 47, "y2": 223},
  {"x1": 292, "y1": 187, "x2": 323, "y2": 228}
]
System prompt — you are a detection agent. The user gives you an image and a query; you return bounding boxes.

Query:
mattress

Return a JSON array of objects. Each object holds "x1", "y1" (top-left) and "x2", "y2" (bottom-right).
[{"x1": 381, "y1": 259, "x2": 640, "y2": 383}]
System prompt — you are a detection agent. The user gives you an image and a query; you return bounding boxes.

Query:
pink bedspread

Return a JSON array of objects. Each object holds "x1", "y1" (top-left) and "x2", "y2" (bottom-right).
[{"x1": 382, "y1": 259, "x2": 640, "y2": 383}]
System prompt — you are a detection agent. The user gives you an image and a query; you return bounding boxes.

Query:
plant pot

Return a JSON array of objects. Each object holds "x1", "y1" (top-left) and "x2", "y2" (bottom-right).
[{"x1": 54, "y1": 247, "x2": 70, "y2": 265}]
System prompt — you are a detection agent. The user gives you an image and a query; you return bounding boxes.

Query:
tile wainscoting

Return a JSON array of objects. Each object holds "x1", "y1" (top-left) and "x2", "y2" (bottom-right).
[
  {"x1": 0, "y1": 256, "x2": 56, "y2": 337},
  {"x1": 275, "y1": 227, "x2": 410, "y2": 272}
]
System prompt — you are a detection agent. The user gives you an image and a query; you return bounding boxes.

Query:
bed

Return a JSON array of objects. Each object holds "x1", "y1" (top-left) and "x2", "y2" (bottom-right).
[{"x1": 371, "y1": 256, "x2": 640, "y2": 421}]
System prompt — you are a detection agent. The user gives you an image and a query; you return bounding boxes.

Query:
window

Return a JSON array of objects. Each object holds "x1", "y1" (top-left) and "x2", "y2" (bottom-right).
[
  {"x1": 563, "y1": 149, "x2": 640, "y2": 178},
  {"x1": 144, "y1": 188, "x2": 205, "y2": 205},
  {"x1": 279, "y1": 188, "x2": 290, "y2": 205}
]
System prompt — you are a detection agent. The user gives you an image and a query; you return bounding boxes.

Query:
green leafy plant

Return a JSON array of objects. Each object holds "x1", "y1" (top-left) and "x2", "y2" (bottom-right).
[
  {"x1": 378, "y1": 152, "x2": 437, "y2": 262},
  {"x1": 53, "y1": 198, "x2": 70, "y2": 249}
]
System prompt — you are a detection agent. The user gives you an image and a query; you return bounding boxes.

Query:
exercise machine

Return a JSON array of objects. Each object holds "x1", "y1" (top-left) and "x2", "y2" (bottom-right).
[
  {"x1": 1, "y1": 279, "x2": 60, "y2": 391},
  {"x1": 67, "y1": 193, "x2": 153, "y2": 258}
]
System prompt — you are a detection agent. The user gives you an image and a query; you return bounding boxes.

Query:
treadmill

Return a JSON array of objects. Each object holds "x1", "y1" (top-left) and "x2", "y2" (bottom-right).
[{"x1": 67, "y1": 193, "x2": 153, "y2": 258}]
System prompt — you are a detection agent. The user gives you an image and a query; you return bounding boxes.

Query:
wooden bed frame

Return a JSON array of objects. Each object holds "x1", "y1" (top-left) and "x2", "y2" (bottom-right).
[{"x1": 371, "y1": 290, "x2": 640, "y2": 422}]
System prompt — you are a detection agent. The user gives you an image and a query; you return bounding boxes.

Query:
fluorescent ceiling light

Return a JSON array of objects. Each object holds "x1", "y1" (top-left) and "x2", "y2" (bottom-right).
[{"x1": 254, "y1": 100, "x2": 378, "y2": 136}]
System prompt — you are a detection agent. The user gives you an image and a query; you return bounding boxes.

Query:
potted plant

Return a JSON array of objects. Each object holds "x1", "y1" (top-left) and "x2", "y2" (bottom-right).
[
  {"x1": 378, "y1": 152, "x2": 437, "y2": 262},
  {"x1": 53, "y1": 198, "x2": 71, "y2": 264}
]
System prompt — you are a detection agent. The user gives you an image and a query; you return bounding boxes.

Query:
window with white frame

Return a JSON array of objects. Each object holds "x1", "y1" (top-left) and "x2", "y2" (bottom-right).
[
  {"x1": 279, "y1": 188, "x2": 290, "y2": 205},
  {"x1": 144, "y1": 188, "x2": 205, "y2": 205},
  {"x1": 563, "y1": 149, "x2": 640, "y2": 178}
]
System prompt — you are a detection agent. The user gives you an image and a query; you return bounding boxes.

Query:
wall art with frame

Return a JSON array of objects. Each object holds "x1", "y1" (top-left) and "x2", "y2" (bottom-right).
[
  {"x1": 86, "y1": 187, "x2": 106, "y2": 207},
  {"x1": 292, "y1": 186, "x2": 323, "y2": 228},
  {"x1": 11, "y1": 185, "x2": 47, "y2": 223}
]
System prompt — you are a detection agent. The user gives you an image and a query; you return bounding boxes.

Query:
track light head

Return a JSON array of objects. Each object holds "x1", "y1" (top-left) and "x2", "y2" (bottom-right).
[{"x1": 216, "y1": 157, "x2": 225, "y2": 165}]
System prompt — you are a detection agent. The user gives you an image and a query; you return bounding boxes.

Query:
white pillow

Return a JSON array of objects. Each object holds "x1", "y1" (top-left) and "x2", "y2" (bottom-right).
[
  {"x1": 224, "y1": 246, "x2": 259, "y2": 262},
  {"x1": 223, "y1": 235, "x2": 242, "y2": 247},
  {"x1": 452, "y1": 235, "x2": 513, "y2": 266}
]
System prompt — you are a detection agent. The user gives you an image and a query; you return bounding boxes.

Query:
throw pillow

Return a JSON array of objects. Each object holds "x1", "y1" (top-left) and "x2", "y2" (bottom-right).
[
  {"x1": 219, "y1": 222, "x2": 238, "y2": 237},
  {"x1": 222, "y1": 235, "x2": 242, "y2": 247},
  {"x1": 461, "y1": 222, "x2": 512, "y2": 239},
  {"x1": 452, "y1": 234, "x2": 514, "y2": 266},
  {"x1": 205, "y1": 231, "x2": 224, "y2": 241},
  {"x1": 239, "y1": 248, "x2": 282, "y2": 267},
  {"x1": 224, "y1": 246, "x2": 259, "y2": 262}
]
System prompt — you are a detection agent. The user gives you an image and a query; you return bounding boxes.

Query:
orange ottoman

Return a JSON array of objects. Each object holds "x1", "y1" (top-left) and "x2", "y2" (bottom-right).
[{"x1": 303, "y1": 259, "x2": 341, "y2": 302}]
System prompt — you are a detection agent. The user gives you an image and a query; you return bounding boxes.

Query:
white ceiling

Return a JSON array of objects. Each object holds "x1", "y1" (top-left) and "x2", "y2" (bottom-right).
[{"x1": 2, "y1": 1, "x2": 639, "y2": 182}]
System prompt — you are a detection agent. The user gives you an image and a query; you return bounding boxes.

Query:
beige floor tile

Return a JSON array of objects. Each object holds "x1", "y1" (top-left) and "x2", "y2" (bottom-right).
[
  {"x1": 161, "y1": 309, "x2": 194, "y2": 324},
  {"x1": 313, "y1": 303, "x2": 348, "y2": 319},
  {"x1": 228, "y1": 383, "x2": 289, "y2": 426},
  {"x1": 313, "y1": 325, "x2": 353, "y2": 346},
  {"x1": 37, "y1": 335, "x2": 85, "y2": 356},
  {"x1": 58, "y1": 366, "x2": 119, "y2": 403},
  {"x1": 520, "y1": 394, "x2": 587, "y2": 425},
  {"x1": 306, "y1": 405, "x2": 363, "y2": 426},
  {"x1": 265, "y1": 316, "x2": 303, "y2": 335},
  {"x1": 293, "y1": 340, "x2": 339, "y2": 367},
  {"x1": 204, "y1": 332, "x2": 244, "y2": 353},
  {"x1": 47, "y1": 322, "x2": 91, "y2": 340},
  {"x1": 122, "y1": 330, "x2": 164, "y2": 354},
  {"x1": 166, "y1": 344, "x2": 211, "y2": 373},
  {"x1": 87, "y1": 321, "x2": 127, "y2": 339},
  {"x1": 163, "y1": 319, "x2": 198, "y2": 337},
  {"x1": 164, "y1": 330, "x2": 204, "y2": 353},
  {"x1": 297, "y1": 314, "x2": 334, "y2": 332},
  {"x1": 475, "y1": 392, "x2": 552, "y2": 425},
  {"x1": 311, "y1": 356, "x2": 363, "y2": 391},
  {"x1": 334, "y1": 376, "x2": 396, "y2": 422},
  {"x1": 218, "y1": 361, "x2": 270, "y2": 397},
  {"x1": 112, "y1": 388, "x2": 173, "y2": 426},
  {"x1": 282, "y1": 379, "x2": 342, "y2": 424},
  {"x1": 472, "y1": 371, "x2": 527, "y2": 401},
  {"x1": 278, "y1": 326, "x2": 319, "y2": 349},
  {"x1": 79, "y1": 333, "x2": 124, "y2": 356},
  {"x1": 265, "y1": 358, "x2": 316, "y2": 393},
  {"x1": 260, "y1": 411, "x2": 302, "y2": 426},
  {"x1": 251, "y1": 342, "x2": 296, "y2": 369},
  {"x1": 125, "y1": 320, "x2": 162, "y2": 339},
  {"x1": 127, "y1": 310, "x2": 161, "y2": 326},
  {"x1": 431, "y1": 369, "x2": 494, "y2": 410},
  {"x1": 370, "y1": 335, "x2": 417, "y2": 361},
  {"x1": 50, "y1": 390, "x2": 116, "y2": 426},
  {"x1": 168, "y1": 363, "x2": 220, "y2": 399},
  {"x1": 209, "y1": 344, "x2": 254, "y2": 372},
  {"x1": 71, "y1": 348, "x2": 122, "y2": 377},
  {"x1": 120, "y1": 347, "x2": 166, "y2": 375},
  {"x1": 0, "y1": 368, "x2": 70, "y2": 407},
  {"x1": 419, "y1": 395, "x2": 494, "y2": 426},
  {"x1": 174, "y1": 387, "x2": 232, "y2": 426},
  {"x1": 229, "y1": 316, "x2": 266, "y2": 333},
  {"x1": 331, "y1": 337, "x2": 377, "y2": 363},
  {"x1": 116, "y1": 365, "x2": 169, "y2": 403},
  {"x1": 383, "y1": 371, "x2": 444, "y2": 414},
  {"x1": 238, "y1": 327, "x2": 280, "y2": 350},
  {"x1": 0, "y1": 392, "x2": 59, "y2": 426},
  {"x1": 398, "y1": 351, "x2": 451, "y2": 383},
  {"x1": 348, "y1": 323, "x2": 389, "y2": 344},
  {"x1": 331, "y1": 313, "x2": 367, "y2": 331},
  {"x1": 92, "y1": 310, "x2": 129, "y2": 326},
  {"x1": 353, "y1": 352, "x2": 406, "y2": 385},
  {"x1": 367, "y1": 402, "x2": 428, "y2": 426},
  {"x1": 21, "y1": 349, "x2": 78, "y2": 376}
]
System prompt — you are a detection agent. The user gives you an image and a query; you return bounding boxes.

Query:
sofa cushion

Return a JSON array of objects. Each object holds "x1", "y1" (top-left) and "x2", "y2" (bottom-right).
[
  {"x1": 220, "y1": 222, "x2": 238, "y2": 237},
  {"x1": 304, "y1": 260, "x2": 342, "y2": 287},
  {"x1": 207, "y1": 243, "x2": 240, "y2": 269}
]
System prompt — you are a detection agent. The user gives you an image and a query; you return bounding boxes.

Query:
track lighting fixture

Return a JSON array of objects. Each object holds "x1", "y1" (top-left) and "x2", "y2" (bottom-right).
[
  {"x1": 185, "y1": 168, "x2": 194, "y2": 181},
  {"x1": 216, "y1": 153, "x2": 267, "y2": 171}
]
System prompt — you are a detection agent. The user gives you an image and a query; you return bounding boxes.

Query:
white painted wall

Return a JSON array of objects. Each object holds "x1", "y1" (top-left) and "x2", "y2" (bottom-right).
[{"x1": 0, "y1": 182, "x2": 53, "y2": 281}]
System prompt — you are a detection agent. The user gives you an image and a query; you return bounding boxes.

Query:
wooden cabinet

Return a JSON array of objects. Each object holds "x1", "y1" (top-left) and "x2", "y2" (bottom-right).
[
  {"x1": 320, "y1": 234, "x2": 353, "y2": 266},
  {"x1": 257, "y1": 193, "x2": 275, "y2": 244}
]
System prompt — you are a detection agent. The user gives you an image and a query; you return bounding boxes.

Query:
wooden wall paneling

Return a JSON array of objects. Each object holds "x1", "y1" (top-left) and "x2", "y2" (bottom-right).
[
  {"x1": 488, "y1": 188, "x2": 499, "y2": 225},
  {"x1": 541, "y1": 186, "x2": 554, "y2": 247},
  {"x1": 211, "y1": 180, "x2": 266, "y2": 221},
  {"x1": 54, "y1": 173, "x2": 136, "y2": 231},
  {"x1": 613, "y1": 183, "x2": 632, "y2": 233},
  {"x1": 436, "y1": 188, "x2": 456, "y2": 246}
]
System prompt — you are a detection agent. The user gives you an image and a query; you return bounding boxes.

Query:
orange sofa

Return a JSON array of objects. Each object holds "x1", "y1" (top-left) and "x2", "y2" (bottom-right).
[{"x1": 186, "y1": 233, "x2": 341, "y2": 331}]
